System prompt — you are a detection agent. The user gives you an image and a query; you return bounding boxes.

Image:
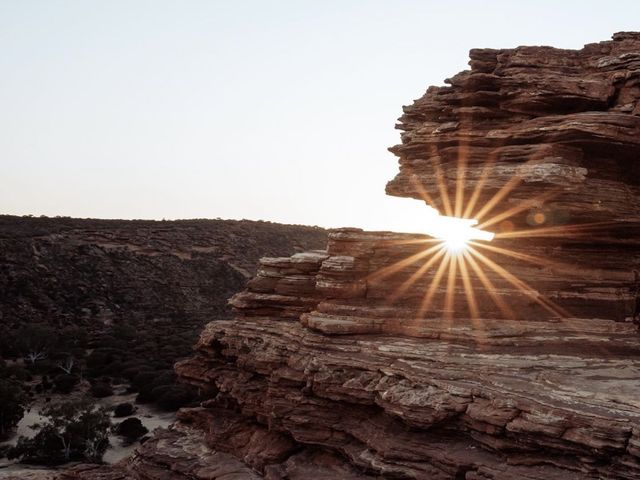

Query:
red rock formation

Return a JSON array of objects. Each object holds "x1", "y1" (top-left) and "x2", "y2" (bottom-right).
[
  {"x1": 387, "y1": 31, "x2": 640, "y2": 231},
  {"x1": 174, "y1": 226, "x2": 640, "y2": 479},
  {"x1": 65, "y1": 32, "x2": 640, "y2": 480}
]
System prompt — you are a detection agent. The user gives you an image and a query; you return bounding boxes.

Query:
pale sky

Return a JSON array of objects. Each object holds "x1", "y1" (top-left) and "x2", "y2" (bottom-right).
[{"x1": 2, "y1": 1, "x2": 640, "y2": 232}]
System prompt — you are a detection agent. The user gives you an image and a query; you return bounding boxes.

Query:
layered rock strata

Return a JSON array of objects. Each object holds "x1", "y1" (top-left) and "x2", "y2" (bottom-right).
[
  {"x1": 174, "y1": 227, "x2": 640, "y2": 479},
  {"x1": 386, "y1": 31, "x2": 640, "y2": 233},
  {"x1": 60, "y1": 32, "x2": 640, "y2": 480},
  {"x1": 170, "y1": 33, "x2": 640, "y2": 479}
]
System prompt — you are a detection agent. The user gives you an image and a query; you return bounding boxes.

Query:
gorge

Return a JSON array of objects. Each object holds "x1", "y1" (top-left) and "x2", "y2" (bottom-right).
[{"x1": 9, "y1": 31, "x2": 640, "y2": 480}]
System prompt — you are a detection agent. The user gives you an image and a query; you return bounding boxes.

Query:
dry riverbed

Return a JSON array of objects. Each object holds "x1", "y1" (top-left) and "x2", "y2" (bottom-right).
[{"x1": 0, "y1": 385, "x2": 175, "y2": 476}]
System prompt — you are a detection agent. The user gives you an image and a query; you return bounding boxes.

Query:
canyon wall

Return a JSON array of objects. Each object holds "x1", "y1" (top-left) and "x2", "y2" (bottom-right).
[
  {"x1": 58, "y1": 32, "x2": 640, "y2": 480},
  {"x1": 0, "y1": 216, "x2": 327, "y2": 332},
  {"x1": 173, "y1": 228, "x2": 640, "y2": 479}
]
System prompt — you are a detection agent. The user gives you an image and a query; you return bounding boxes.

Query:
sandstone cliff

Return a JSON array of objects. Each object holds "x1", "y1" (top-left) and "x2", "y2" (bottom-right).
[{"x1": 59, "y1": 32, "x2": 640, "y2": 480}]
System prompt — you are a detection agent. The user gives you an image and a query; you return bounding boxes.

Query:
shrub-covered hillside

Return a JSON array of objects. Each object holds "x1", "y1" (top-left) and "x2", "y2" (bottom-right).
[
  {"x1": 0, "y1": 215, "x2": 327, "y2": 421},
  {"x1": 0, "y1": 215, "x2": 326, "y2": 329}
]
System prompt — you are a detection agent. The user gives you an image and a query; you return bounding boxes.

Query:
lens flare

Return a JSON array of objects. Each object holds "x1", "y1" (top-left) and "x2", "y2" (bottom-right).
[
  {"x1": 374, "y1": 153, "x2": 593, "y2": 326},
  {"x1": 425, "y1": 215, "x2": 494, "y2": 253}
]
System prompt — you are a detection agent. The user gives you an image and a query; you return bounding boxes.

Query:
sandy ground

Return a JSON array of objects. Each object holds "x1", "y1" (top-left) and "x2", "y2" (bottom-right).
[{"x1": 0, "y1": 384, "x2": 176, "y2": 475}]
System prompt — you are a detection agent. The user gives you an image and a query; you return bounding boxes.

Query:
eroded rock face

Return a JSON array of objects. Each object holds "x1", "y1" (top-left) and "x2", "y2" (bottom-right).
[
  {"x1": 65, "y1": 33, "x2": 640, "y2": 480},
  {"x1": 173, "y1": 227, "x2": 640, "y2": 479},
  {"x1": 169, "y1": 33, "x2": 640, "y2": 479},
  {"x1": 387, "y1": 31, "x2": 640, "y2": 233}
]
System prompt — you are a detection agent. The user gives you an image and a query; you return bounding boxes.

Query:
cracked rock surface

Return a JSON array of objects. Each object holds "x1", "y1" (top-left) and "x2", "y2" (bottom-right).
[{"x1": 67, "y1": 33, "x2": 640, "y2": 480}]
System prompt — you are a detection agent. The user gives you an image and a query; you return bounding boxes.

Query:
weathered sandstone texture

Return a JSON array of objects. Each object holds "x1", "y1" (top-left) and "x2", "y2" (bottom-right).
[
  {"x1": 173, "y1": 227, "x2": 640, "y2": 479},
  {"x1": 66, "y1": 33, "x2": 640, "y2": 479},
  {"x1": 171, "y1": 33, "x2": 640, "y2": 479},
  {"x1": 386, "y1": 31, "x2": 640, "y2": 232}
]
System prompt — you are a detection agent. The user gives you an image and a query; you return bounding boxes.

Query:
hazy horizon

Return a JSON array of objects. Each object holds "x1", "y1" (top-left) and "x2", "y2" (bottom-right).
[{"x1": 3, "y1": 1, "x2": 640, "y2": 232}]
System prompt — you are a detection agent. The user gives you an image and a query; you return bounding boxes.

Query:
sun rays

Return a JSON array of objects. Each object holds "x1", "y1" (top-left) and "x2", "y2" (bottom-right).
[{"x1": 369, "y1": 151, "x2": 606, "y2": 332}]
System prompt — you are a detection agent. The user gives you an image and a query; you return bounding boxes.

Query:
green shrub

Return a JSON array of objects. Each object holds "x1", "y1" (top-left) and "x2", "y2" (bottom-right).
[
  {"x1": 8, "y1": 399, "x2": 110, "y2": 465},
  {"x1": 90, "y1": 382, "x2": 113, "y2": 398},
  {"x1": 0, "y1": 379, "x2": 28, "y2": 440},
  {"x1": 53, "y1": 374, "x2": 79, "y2": 394},
  {"x1": 113, "y1": 417, "x2": 147, "y2": 440}
]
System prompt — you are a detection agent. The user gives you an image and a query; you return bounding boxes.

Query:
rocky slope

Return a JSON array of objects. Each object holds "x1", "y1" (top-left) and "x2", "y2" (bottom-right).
[
  {"x1": 171, "y1": 229, "x2": 640, "y2": 479},
  {"x1": 0, "y1": 215, "x2": 327, "y2": 331},
  {"x1": 0, "y1": 216, "x2": 326, "y2": 431},
  {"x1": 30, "y1": 32, "x2": 640, "y2": 480}
]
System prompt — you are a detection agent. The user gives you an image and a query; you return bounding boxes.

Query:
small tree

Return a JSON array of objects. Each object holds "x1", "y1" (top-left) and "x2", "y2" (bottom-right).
[
  {"x1": 0, "y1": 379, "x2": 28, "y2": 440},
  {"x1": 57, "y1": 356, "x2": 75, "y2": 374},
  {"x1": 58, "y1": 326, "x2": 88, "y2": 351},
  {"x1": 52, "y1": 373, "x2": 79, "y2": 394},
  {"x1": 10, "y1": 398, "x2": 110, "y2": 464},
  {"x1": 17, "y1": 324, "x2": 58, "y2": 366},
  {"x1": 0, "y1": 325, "x2": 19, "y2": 358}
]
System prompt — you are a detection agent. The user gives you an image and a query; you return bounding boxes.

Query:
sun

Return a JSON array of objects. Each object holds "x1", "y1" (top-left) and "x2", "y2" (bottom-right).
[
  {"x1": 425, "y1": 215, "x2": 494, "y2": 253},
  {"x1": 367, "y1": 160, "x2": 589, "y2": 322},
  {"x1": 442, "y1": 234, "x2": 469, "y2": 253}
]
